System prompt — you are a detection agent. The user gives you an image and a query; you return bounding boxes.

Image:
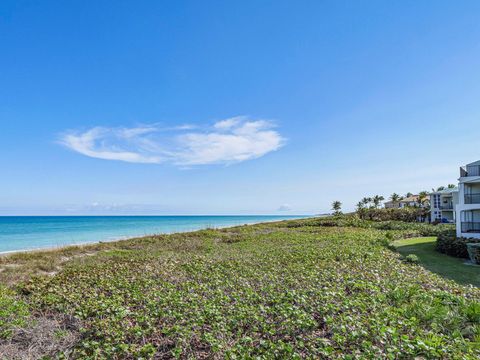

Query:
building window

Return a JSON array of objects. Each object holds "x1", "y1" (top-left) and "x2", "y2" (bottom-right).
[{"x1": 433, "y1": 194, "x2": 441, "y2": 209}]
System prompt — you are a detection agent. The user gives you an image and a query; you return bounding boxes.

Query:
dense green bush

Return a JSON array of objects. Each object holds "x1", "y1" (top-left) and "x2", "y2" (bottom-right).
[
  {"x1": 436, "y1": 230, "x2": 480, "y2": 259},
  {"x1": 404, "y1": 254, "x2": 419, "y2": 264},
  {"x1": 467, "y1": 243, "x2": 480, "y2": 264},
  {"x1": 369, "y1": 221, "x2": 453, "y2": 237},
  {"x1": 357, "y1": 207, "x2": 428, "y2": 222},
  {"x1": 283, "y1": 215, "x2": 454, "y2": 238}
]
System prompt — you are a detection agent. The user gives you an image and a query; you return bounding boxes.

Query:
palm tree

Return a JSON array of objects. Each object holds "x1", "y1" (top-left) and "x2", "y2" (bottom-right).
[
  {"x1": 405, "y1": 192, "x2": 413, "y2": 198},
  {"x1": 332, "y1": 201, "x2": 342, "y2": 215},
  {"x1": 447, "y1": 184, "x2": 456, "y2": 189},
  {"x1": 418, "y1": 191, "x2": 429, "y2": 206},
  {"x1": 436, "y1": 186, "x2": 446, "y2": 192},
  {"x1": 390, "y1": 193, "x2": 400, "y2": 202},
  {"x1": 356, "y1": 201, "x2": 367, "y2": 219},
  {"x1": 361, "y1": 197, "x2": 371, "y2": 208},
  {"x1": 372, "y1": 195, "x2": 385, "y2": 209}
]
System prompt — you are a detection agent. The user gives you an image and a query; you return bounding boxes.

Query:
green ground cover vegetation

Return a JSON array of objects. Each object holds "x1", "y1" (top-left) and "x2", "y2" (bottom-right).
[{"x1": 0, "y1": 216, "x2": 478, "y2": 359}]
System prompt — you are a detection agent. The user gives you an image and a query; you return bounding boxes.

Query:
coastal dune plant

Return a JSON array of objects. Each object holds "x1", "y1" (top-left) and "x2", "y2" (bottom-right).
[
  {"x1": 0, "y1": 218, "x2": 478, "y2": 358},
  {"x1": 0, "y1": 287, "x2": 29, "y2": 339}
]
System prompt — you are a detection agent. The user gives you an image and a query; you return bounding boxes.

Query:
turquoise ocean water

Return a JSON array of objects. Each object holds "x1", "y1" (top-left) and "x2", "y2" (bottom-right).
[{"x1": 0, "y1": 216, "x2": 306, "y2": 253}]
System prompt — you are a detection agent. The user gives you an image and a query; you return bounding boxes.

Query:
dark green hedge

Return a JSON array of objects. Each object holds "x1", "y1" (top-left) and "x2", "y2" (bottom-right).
[
  {"x1": 282, "y1": 215, "x2": 454, "y2": 237},
  {"x1": 357, "y1": 208, "x2": 428, "y2": 222},
  {"x1": 436, "y1": 230, "x2": 480, "y2": 259}
]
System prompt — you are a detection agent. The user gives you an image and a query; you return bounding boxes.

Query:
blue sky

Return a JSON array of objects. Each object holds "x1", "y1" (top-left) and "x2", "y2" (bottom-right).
[{"x1": 1, "y1": 0, "x2": 480, "y2": 215}]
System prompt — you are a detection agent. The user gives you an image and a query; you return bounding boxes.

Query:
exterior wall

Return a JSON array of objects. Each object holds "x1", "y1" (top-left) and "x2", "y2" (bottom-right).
[
  {"x1": 384, "y1": 201, "x2": 399, "y2": 209},
  {"x1": 430, "y1": 193, "x2": 441, "y2": 223},
  {"x1": 431, "y1": 190, "x2": 458, "y2": 224},
  {"x1": 464, "y1": 183, "x2": 480, "y2": 204},
  {"x1": 456, "y1": 183, "x2": 465, "y2": 237},
  {"x1": 456, "y1": 176, "x2": 480, "y2": 239},
  {"x1": 440, "y1": 194, "x2": 455, "y2": 223},
  {"x1": 466, "y1": 164, "x2": 480, "y2": 177},
  {"x1": 465, "y1": 183, "x2": 480, "y2": 192},
  {"x1": 399, "y1": 201, "x2": 420, "y2": 208},
  {"x1": 440, "y1": 195, "x2": 453, "y2": 209},
  {"x1": 452, "y1": 191, "x2": 459, "y2": 208}
]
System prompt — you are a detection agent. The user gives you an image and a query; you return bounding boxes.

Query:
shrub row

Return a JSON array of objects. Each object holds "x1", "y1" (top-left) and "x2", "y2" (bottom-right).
[
  {"x1": 357, "y1": 207, "x2": 427, "y2": 222},
  {"x1": 436, "y1": 230, "x2": 480, "y2": 259},
  {"x1": 283, "y1": 215, "x2": 454, "y2": 238},
  {"x1": 284, "y1": 215, "x2": 480, "y2": 262}
]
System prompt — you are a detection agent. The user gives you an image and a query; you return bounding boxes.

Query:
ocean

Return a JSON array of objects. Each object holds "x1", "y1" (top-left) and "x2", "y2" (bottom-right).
[{"x1": 0, "y1": 215, "x2": 306, "y2": 253}]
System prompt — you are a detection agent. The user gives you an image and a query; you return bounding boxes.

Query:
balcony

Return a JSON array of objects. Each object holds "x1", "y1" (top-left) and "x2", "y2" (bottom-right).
[
  {"x1": 461, "y1": 222, "x2": 480, "y2": 233},
  {"x1": 439, "y1": 204, "x2": 453, "y2": 210},
  {"x1": 461, "y1": 165, "x2": 480, "y2": 177},
  {"x1": 465, "y1": 194, "x2": 480, "y2": 204}
]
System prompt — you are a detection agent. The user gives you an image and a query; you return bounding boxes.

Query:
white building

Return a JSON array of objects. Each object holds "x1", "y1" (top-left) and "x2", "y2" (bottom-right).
[
  {"x1": 430, "y1": 188, "x2": 458, "y2": 223},
  {"x1": 398, "y1": 195, "x2": 426, "y2": 208},
  {"x1": 384, "y1": 195, "x2": 428, "y2": 209},
  {"x1": 456, "y1": 160, "x2": 480, "y2": 239}
]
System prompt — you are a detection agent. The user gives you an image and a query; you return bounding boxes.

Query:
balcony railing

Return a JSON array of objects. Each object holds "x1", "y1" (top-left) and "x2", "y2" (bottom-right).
[
  {"x1": 461, "y1": 222, "x2": 480, "y2": 233},
  {"x1": 439, "y1": 204, "x2": 453, "y2": 210},
  {"x1": 465, "y1": 194, "x2": 480, "y2": 204},
  {"x1": 461, "y1": 165, "x2": 480, "y2": 177}
]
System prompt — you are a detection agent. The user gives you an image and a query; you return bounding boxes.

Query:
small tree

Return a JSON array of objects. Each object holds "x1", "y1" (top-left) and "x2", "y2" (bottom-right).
[
  {"x1": 447, "y1": 184, "x2": 456, "y2": 189},
  {"x1": 332, "y1": 201, "x2": 342, "y2": 215}
]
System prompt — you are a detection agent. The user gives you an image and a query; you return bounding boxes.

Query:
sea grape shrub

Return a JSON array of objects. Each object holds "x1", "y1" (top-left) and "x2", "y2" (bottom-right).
[
  {"x1": 16, "y1": 224, "x2": 480, "y2": 359},
  {"x1": 369, "y1": 221, "x2": 453, "y2": 237},
  {"x1": 282, "y1": 215, "x2": 365, "y2": 229},
  {"x1": 0, "y1": 286, "x2": 29, "y2": 339},
  {"x1": 404, "y1": 254, "x2": 419, "y2": 264}
]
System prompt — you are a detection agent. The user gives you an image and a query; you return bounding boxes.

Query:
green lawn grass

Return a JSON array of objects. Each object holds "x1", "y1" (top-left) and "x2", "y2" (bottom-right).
[{"x1": 395, "y1": 237, "x2": 480, "y2": 287}]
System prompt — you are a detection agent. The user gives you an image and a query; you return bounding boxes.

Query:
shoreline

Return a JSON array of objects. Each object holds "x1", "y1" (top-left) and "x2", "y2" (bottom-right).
[{"x1": 0, "y1": 216, "x2": 309, "y2": 257}]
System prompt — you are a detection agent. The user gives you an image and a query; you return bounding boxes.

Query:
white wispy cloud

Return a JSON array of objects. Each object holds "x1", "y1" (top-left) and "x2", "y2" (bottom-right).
[
  {"x1": 59, "y1": 117, "x2": 285, "y2": 166},
  {"x1": 213, "y1": 117, "x2": 242, "y2": 130},
  {"x1": 60, "y1": 127, "x2": 164, "y2": 164}
]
